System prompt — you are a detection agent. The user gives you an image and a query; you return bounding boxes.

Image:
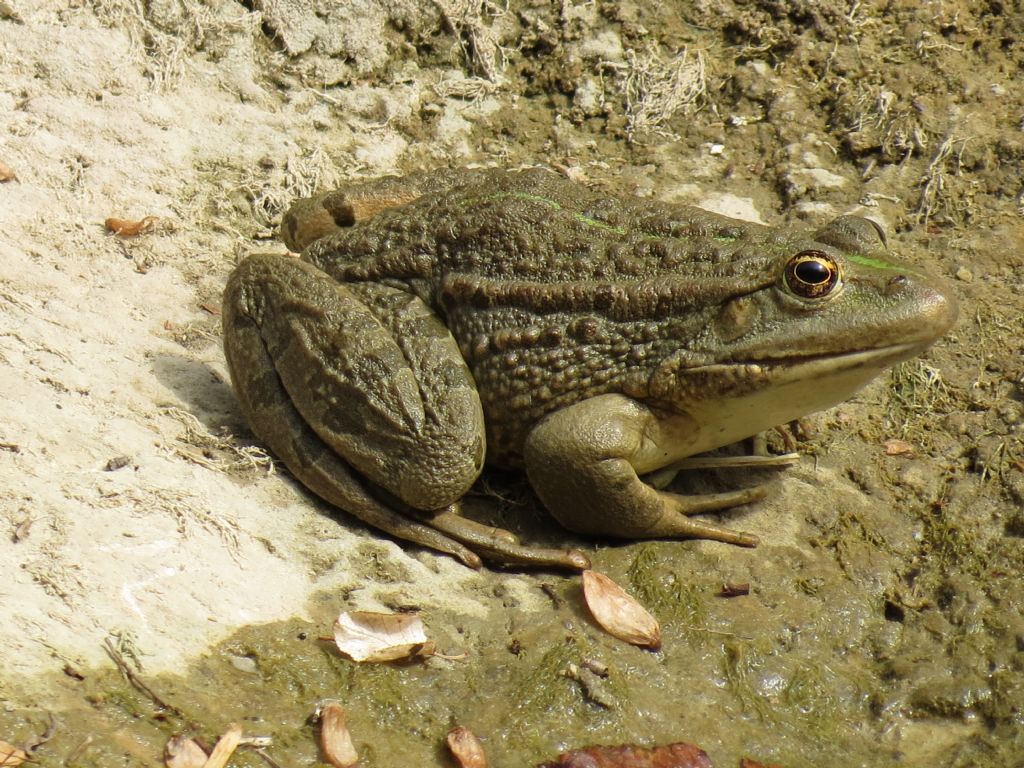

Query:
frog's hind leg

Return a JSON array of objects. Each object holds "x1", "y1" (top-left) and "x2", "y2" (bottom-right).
[
  {"x1": 281, "y1": 169, "x2": 483, "y2": 251},
  {"x1": 428, "y1": 507, "x2": 592, "y2": 570},
  {"x1": 222, "y1": 253, "x2": 488, "y2": 567}
]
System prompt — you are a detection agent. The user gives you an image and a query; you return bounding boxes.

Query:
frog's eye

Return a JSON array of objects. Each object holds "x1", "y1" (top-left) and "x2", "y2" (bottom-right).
[{"x1": 784, "y1": 250, "x2": 841, "y2": 299}]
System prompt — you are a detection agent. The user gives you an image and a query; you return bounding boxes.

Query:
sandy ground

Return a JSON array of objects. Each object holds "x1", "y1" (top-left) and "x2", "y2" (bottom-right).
[
  {"x1": 0, "y1": 0, "x2": 514, "y2": 682},
  {"x1": 1, "y1": 1, "x2": 1022, "y2": 766}
]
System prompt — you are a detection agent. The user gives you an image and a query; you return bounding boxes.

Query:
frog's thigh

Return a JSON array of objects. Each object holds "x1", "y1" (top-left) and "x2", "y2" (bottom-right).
[
  {"x1": 223, "y1": 253, "x2": 485, "y2": 512},
  {"x1": 523, "y1": 394, "x2": 760, "y2": 547}
]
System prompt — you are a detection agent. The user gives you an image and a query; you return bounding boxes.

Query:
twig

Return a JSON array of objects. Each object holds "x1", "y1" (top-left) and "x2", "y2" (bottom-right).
[
  {"x1": 65, "y1": 736, "x2": 93, "y2": 764},
  {"x1": 252, "y1": 747, "x2": 287, "y2": 768},
  {"x1": 102, "y1": 638, "x2": 184, "y2": 717},
  {"x1": 681, "y1": 625, "x2": 752, "y2": 640},
  {"x1": 24, "y1": 713, "x2": 57, "y2": 754}
]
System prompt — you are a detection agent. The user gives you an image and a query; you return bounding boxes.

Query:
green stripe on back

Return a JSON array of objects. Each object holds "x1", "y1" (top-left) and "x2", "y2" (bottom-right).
[{"x1": 846, "y1": 253, "x2": 908, "y2": 272}]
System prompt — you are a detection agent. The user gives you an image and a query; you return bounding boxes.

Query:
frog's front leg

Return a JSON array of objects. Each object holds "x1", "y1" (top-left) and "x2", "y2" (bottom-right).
[
  {"x1": 223, "y1": 254, "x2": 588, "y2": 570},
  {"x1": 523, "y1": 394, "x2": 762, "y2": 547}
]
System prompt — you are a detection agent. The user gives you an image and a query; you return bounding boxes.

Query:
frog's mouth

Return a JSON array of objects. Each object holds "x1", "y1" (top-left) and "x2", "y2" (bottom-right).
[
  {"x1": 751, "y1": 340, "x2": 936, "y2": 381},
  {"x1": 675, "y1": 340, "x2": 933, "y2": 392}
]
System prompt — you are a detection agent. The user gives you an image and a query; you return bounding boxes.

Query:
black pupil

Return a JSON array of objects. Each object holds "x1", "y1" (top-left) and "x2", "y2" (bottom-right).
[{"x1": 794, "y1": 259, "x2": 831, "y2": 285}]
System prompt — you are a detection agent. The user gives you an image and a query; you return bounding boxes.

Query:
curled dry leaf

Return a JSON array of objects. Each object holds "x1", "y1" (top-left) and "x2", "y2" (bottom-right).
[
  {"x1": 104, "y1": 215, "x2": 158, "y2": 237},
  {"x1": 13, "y1": 517, "x2": 33, "y2": 542},
  {"x1": 883, "y1": 438, "x2": 914, "y2": 456},
  {"x1": 564, "y1": 662, "x2": 616, "y2": 709},
  {"x1": 446, "y1": 726, "x2": 488, "y2": 768},
  {"x1": 536, "y1": 742, "x2": 712, "y2": 768},
  {"x1": 333, "y1": 610, "x2": 429, "y2": 662},
  {"x1": 319, "y1": 702, "x2": 358, "y2": 768},
  {"x1": 582, "y1": 570, "x2": 661, "y2": 650},
  {"x1": 0, "y1": 740, "x2": 28, "y2": 767},
  {"x1": 201, "y1": 724, "x2": 242, "y2": 768},
  {"x1": 0, "y1": 162, "x2": 16, "y2": 183},
  {"x1": 719, "y1": 582, "x2": 750, "y2": 598},
  {"x1": 164, "y1": 734, "x2": 207, "y2": 768}
]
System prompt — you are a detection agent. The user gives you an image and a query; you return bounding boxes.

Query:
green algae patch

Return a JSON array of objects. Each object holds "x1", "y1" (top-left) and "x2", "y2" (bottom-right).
[
  {"x1": 626, "y1": 545, "x2": 711, "y2": 630},
  {"x1": 3, "y1": 539, "x2": 1023, "y2": 768}
]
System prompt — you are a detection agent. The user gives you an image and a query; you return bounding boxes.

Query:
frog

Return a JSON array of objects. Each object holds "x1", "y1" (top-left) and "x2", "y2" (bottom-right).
[{"x1": 222, "y1": 167, "x2": 957, "y2": 570}]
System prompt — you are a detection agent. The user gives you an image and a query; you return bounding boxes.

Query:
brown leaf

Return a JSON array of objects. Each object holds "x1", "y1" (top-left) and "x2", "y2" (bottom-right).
[
  {"x1": 0, "y1": 162, "x2": 17, "y2": 183},
  {"x1": 199, "y1": 302, "x2": 221, "y2": 316},
  {"x1": 333, "y1": 610, "x2": 429, "y2": 662},
  {"x1": 319, "y1": 702, "x2": 358, "y2": 768},
  {"x1": 582, "y1": 570, "x2": 661, "y2": 650},
  {"x1": 883, "y1": 438, "x2": 914, "y2": 456},
  {"x1": 201, "y1": 724, "x2": 241, "y2": 768},
  {"x1": 13, "y1": 517, "x2": 32, "y2": 542},
  {"x1": 62, "y1": 663, "x2": 86, "y2": 681},
  {"x1": 536, "y1": 742, "x2": 712, "y2": 768},
  {"x1": 719, "y1": 582, "x2": 750, "y2": 598},
  {"x1": 0, "y1": 741, "x2": 28, "y2": 767},
  {"x1": 164, "y1": 734, "x2": 207, "y2": 768},
  {"x1": 104, "y1": 216, "x2": 158, "y2": 237},
  {"x1": 446, "y1": 726, "x2": 488, "y2": 768}
]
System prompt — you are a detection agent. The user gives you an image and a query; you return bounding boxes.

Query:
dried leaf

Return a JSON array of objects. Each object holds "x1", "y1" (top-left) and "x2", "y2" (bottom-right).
[
  {"x1": 201, "y1": 724, "x2": 241, "y2": 768},
  {"x1": 319, "y1": 702, "x2": 358, "y2": 768},
  {"x1": 0, "y1": 162, "x2": 16, "y2": 183},
  {"x1": 164, "y1": 734, "x2": 207, "y2": 768},
  {"x1": 104, "y1": 216, "x2": 158, "y2": 237},
  {"x1": 564, "y1": 663, "x2": 616, "y2": 708},
  {"x1": 333, "y1": 610, "x2": 429, "y2": 662},
  {"x1": 719, "y1": 582, "x2": 750, "y2": 598},
  {"x1": 883, "y1": 438, "x2": 914, "y2": 456},
  {"x1": 0, "y1": 741, "x2": 28, "y2": 767},
  {"x1": 582, "y1": 570, "x2": 661, "y2": 650},
  {"x1": 13, "y1": 517, "x2": 32, "y2": 542},
  {"x1": 446, "y1": 726, "x2": 488, "y2": 768},
  {"x1": 62, "y1": 663, "x2": 86, "y2": 680},
  {"x1": 536, "y1": 742, "x2": 712, "y2": 767}
]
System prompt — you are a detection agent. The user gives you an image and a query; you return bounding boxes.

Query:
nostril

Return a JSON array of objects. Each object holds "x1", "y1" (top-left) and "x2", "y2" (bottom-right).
[{"x1": 886, "y1": 274, "x2": 909, "y2": 294}]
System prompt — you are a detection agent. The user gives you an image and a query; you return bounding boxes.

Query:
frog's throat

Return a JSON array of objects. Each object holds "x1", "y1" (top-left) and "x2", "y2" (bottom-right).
[{"x1": 648, "y1": 342, "x2": 932, "y2": 457}]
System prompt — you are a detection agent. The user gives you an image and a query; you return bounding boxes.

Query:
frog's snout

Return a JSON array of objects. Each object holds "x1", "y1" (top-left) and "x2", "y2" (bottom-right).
[{"x1": 905, "y1": 273, "x2": 959, "y2": 340}]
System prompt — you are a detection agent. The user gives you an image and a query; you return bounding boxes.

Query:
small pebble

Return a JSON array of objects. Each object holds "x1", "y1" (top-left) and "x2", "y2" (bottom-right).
[{"x1": 229, "y1": 655, "x2": 258, "y2": 674}]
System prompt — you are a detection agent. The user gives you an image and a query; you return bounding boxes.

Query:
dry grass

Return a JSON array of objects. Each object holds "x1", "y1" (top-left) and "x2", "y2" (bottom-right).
[
  {"x1": 245, "y1": 147, "x2": 343, "y2": 232},
  {"x1": 885, "y1": 360, "x2": 956, "y2": 442},
  {"x1": 162, "y1": 487, "x2": 243, "y2": 556},
  {"x1": 915, "y1": 132, "x2": 977, "y2": 226},
  {"x1": 601, "y1": 46, "x2": 707, "y2": 141},
  {"x1": 87, "y1": 0, "x2": 260, "y2": 89},
  {"x1": 434, "y1": 73, "x2": 501, "y2": 101},
  {"x1": 834, "y1": 83, "x2": 927, "y2": 163},
  {"x1": 162, "y1": 406, "x2": 274, "y2": 477},
  {"x1": 433, "y1": 0, "x2": 509, "y2": 83}
]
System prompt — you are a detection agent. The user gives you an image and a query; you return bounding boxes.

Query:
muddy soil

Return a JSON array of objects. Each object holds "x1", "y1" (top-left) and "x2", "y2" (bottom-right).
[{"x1": 1, "y1": 1, "x2": 1021, "y2": 766}]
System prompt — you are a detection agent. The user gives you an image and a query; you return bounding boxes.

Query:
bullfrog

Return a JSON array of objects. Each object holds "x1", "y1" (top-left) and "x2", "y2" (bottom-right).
[{"x1": 222, "y1": 167, "x2": 957, "y2": 569}]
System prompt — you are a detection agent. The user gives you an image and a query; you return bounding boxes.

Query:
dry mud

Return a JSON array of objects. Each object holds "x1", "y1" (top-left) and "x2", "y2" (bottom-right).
[{"x1": 1, "y1": 1, "x2": 1022, "y2": 766}]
